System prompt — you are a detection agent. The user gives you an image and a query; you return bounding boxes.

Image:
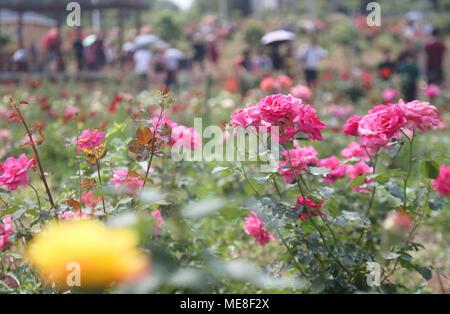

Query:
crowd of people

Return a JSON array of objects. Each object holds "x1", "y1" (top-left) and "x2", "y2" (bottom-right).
[{"x1": 7, "y1": 14, "x2": 447, "y2": 99}]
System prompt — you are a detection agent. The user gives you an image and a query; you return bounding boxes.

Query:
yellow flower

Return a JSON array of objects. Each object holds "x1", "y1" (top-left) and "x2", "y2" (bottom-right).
[{"x1": 26, "y1": 220, "x2": 149, "y2": 290}]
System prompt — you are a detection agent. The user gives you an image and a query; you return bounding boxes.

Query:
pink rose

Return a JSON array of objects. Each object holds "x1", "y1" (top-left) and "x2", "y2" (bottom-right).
[
  {"x1": 381, "y1": 88, "x2": 399, "y2": 104},
  {"x1": 400, "y1": 100, "x2": 440, "y2": 133},
  {"x1": 76, "y1": 128, "x2": 105, "y2": 152},
  {"x1": 0, "y1": 154, "x2": 35, "y2": 191},
  {"x1": 346, "y1": 161, "x2": 373, "y2": 181},
  {"x1": 260, "y1": 77, "x2": 277, "y2": 92},
  {"x1": 110, "y1": 169, "x2": 144, "y2": 196},
  {"x1": 432, "y1": 165, "x2": 450, "y2": 196},
  {"x1": 58, "y1": 210, "x2": 93, "y2": 220},
  {"x1": 341, "y1": 142, "x2": 369, "y2": 160},
  {"x1": 425, "y1": 84, "x2": 441, "y2": 99},
  {"x1": 278, "y1": 145, "x2": 318, "y2": 184},
  {"x1": 0, "y1": 214, "x2": 14, "y2": 251},
  {"x1": 293, "y1": 104, "x2": 327, "y2": 141},
  {"x1": 318, "y1": 155, "x2": 346, "y2": 184},
  {"x1": 172, "y1": 125, "x2": 202, "y2": 150},
  {"x1": 346, "y1": 161, "x2": 373, "y2": 191},
  {"x1": 296, "y1": 196, "x2": 325, "y2": 221},
  {"x1": 358, "y1": 104, "x2": 406, "y2": 155},
  {"x1": 62, "y1": 106, "x2": 79, "y2": 122},
  {"x1": 80, "y1": 191, "x2": 103, "y2": 208},
  {"x1": 151, "y1": 210, "x2": 165, "y2": 236},
  {"x1": 244, "y1": 211, "x2": 275, "y2": 246},
  {"x1": 231, "y1": 104, "x2": 262, "y2": 128},
  {"x1": 257, "y1": 94, "x2": 299, "y2": 124},
  {"x1": 278, "y1": 75, "x2": 293, "y2": 89},
  {"x1": 290, "y1": 85, "x2": 312, "y2": 101},
  {"x1": 343, "y1": 115, "x2": 363, "y2": 136}
]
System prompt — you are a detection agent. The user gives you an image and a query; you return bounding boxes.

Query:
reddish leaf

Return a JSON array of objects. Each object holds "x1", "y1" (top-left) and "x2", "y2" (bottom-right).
[
  {"x1": 136, "y1": 126, "x2": 153, "y2": 145},
  {"x1": 67, "y1": 198, "x2": 81, "y2": 211}
]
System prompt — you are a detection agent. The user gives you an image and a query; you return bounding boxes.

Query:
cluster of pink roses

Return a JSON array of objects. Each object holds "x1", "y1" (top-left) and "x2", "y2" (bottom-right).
[
  {"x1": 318, "y1": 141, "x2": 373, "y2": 191},
  {"x1": 0, "y1": 214, "x2": 14, "y2": 251},
  {"x1": 244, "y1": 211, "x2": 275, "y2": 246},
  {"x1": 231, "y1": 94, "x2": 327, "y2": 143},
  {"x1": 0, "y1": 154, "x2": 35, "y2": 191},
  {"x1": 343, "y1": 100, "x2": 439, "y2": 155}
]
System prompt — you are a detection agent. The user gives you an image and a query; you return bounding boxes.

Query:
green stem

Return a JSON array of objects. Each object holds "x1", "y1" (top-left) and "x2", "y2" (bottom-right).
[
  {"x1": 95, "y1": 160, "x2": 106, "y2": 215},
  {"x1": 29, "y1": 184, "x2": 41, "y2": 211}
]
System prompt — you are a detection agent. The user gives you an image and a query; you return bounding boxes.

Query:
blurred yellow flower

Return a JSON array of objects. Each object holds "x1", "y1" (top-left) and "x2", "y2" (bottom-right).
[{"x1": 26, "y1": 220, "x2": 149, "y2": 290}]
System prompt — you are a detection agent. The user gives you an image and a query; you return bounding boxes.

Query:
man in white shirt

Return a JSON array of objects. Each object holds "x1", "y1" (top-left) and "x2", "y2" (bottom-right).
[
  {"x1": 133, "y1": 48, "x2": 152, "y2": 91},
  {"x1": 297, "y1": 35, "x2": 328, "y2": 87}
]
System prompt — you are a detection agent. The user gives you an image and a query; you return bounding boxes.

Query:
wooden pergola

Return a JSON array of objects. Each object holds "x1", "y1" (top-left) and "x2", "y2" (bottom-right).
[{"x1": 0, "y1": 0, "x2": 150, "y2": 57}]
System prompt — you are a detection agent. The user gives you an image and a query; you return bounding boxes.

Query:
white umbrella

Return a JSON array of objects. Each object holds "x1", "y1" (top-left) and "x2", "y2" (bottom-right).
[
  {"x1": 261, "y1": 30, "x2": 295, "y2": 46},
  {"x1": 83, "y1": 34, "x2": 97, "y2": 47},
  {"x1": 134, "y1": 34, "x2": 161, "y2": 48}
]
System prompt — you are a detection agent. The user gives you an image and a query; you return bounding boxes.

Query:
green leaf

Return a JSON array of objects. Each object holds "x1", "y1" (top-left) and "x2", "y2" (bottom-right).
[
  {"x1": 420, "y1": 160, "x2": 440, "y2": 179},
  {"x1": 348, "y1": 173, "x2": 369, "y2": 188},
  {"x1": 211, "y1": 166, "x2": 229, "y2": 176},
  {"x1": 341, "y1": 157, "x2": 361, "y2": 165},
  {"x1": 384, "y1": 179, "x2": 406, "y2": 202},
  {"x1": 428, "y1": 198, "x2": 446, "y2": 211},
  {"x1": 416, "y1": 266, "x2": 432, "y2": 281},
  {"x1": 382, "y1": 251, "x2": 400, "y2": 260}
]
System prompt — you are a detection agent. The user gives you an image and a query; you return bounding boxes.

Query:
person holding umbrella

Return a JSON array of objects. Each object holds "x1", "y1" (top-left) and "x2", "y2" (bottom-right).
[
  {"x1": 297, "y1": 34, "x2": 328, "y2": 87},
  {"x1": 261, "y1": 30, "x2": 295, "y2": 72}
]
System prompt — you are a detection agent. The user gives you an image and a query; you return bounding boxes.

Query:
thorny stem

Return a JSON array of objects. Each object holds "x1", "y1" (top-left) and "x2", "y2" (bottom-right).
[{"x1": 10, "y1": 96, "x2": 55, "y2": 208}]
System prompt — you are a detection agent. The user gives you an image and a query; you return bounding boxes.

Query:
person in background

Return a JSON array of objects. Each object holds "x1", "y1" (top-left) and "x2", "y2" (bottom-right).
[
  {"x1": 269, "y1": 45, "x2": 283, "y2": 72},
  {"x1": 424, "y1": 28, "x2": 446, "y2": 85},
  {"x1": 152, "y1": 49, "x2": 166, "y2": 86},
  {"x1": 133, "y1": 47, "x2": 152, "y2": 92},
  {"x1": 398, "y1": 52, "x2": 420, "y2": 102},
  {"x1": 241, "y1": 49, "x2": 252, "y2": 72},
  {"x1": 164, "y1": 47, "x2": 181, "y2": 89},
  {"x1": 192, "y1": 33, "x2": 206, "y2": 74},
  {"x1": 93, "y1": 35, "x2": 106, "y2": 71},
  {"x1": 73, "y1": 32, "x2": 84, "y2": 73},
  {"x1": 284, "y1": 44, "x2": 295, "y2": 79},
  {"x1": 297, "y1": 34, "x2": 328, "y2": 87},
  {"x1": 252, "y1": 46, "x2": 272, "y2": 78},
  {"x1": 377, "y1": 48, "x2": 396, "y2": 80},
  {"x1": 206, "y1": 35, "x2": 219, "y2": 68}
]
